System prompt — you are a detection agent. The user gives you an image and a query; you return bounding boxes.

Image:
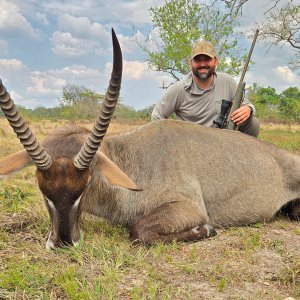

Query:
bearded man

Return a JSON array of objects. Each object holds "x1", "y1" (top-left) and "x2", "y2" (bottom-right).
[{"x1": 151, "y1": 41, "x2": 260, "y2": 137}]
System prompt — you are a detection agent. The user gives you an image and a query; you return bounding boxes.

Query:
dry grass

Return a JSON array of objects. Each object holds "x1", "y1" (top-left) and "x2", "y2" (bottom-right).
[
  {"x1": 261, "y1": 122, "x2": 300, "y2": 132},
  {"x1": 0, "y1": 118, "x2": 299, "y2": 300}
]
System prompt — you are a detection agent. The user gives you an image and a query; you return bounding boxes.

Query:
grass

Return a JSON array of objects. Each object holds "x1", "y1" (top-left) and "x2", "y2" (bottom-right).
[
  {"x1": 0, "y1": 119, "x2": 299, "y2": 299},
  {"x1": 259, "y1": 123, "x2": 300, "y2": 154}
]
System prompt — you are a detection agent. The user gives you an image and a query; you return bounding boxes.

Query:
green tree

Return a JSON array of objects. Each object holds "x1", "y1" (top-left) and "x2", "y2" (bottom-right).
[
  {"x1": 247, "y1": 84, "x2": 280, "y2": 119},
  {"x1": 137, "y1": 104, "x2": 156, "y2": 120},
  {"x1": 141, "y1": 0, "x2": 246, "y2": 83},
  {"x1": 60, "y1": 85, "x2": 91, "y2": 107},
  {"x1": 74, "y1": 90, "x2": 104, "y2": 119},
  {"x1": 256, "y1": 86, "x2": 279, "y2": 106},
  {"x1": 279, "y1": 87, "x2": 300, "y2": 126},
  {"x1": 115, "y1": 103, "x2": 139, "y2": 120},
  {"x1": 59, "y1": 84, "x2": 104, "y2": 120}
]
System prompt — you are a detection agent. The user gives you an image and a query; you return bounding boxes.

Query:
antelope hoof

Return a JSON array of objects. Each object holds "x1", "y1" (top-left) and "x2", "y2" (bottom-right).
[{"x1": 193, "y1": 224, "x2": 217, "y2": 238}]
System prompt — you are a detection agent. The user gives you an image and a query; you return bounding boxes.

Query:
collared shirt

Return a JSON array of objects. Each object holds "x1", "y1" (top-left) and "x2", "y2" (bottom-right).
[{"x1": 151, "y1": 72, "x2": 255, "y2": 127}]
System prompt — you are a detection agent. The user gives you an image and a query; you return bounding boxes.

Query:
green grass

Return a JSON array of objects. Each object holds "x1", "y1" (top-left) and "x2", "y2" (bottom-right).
[
  {"x1": 259, "y1": 127, "x2": 300, "y2": 153},
  {"x1": 0, "y1": 120, "x2": 299, "y2": 299}
]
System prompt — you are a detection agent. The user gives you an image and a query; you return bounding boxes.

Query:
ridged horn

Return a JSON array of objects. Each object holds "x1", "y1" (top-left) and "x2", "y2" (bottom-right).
[
  {"x1": 0, "y1": 80, "x2": 52, "y2": 170},
  {"x1": 74, "y1": 28, "x2": 122, "y2": 170}
]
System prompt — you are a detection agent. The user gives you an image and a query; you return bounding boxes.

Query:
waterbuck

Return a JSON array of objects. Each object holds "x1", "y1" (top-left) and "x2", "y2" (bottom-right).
[{"x1": 0, "y1": 29, "x2": 299, "y2": 249}]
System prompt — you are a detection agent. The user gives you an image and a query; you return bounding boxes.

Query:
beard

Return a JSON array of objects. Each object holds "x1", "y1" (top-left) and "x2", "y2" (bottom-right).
[{"x1": 192, "y1": 67, "x2": 215, "y2": 80}]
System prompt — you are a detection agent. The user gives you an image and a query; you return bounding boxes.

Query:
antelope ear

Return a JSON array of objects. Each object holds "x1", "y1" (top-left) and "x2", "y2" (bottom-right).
[
  {"x1": 0, "y1": 150, "x2": 32, "y2": 178},
  {"x1": 97, "y1": 153, "x2": 142, "y2": 191}
]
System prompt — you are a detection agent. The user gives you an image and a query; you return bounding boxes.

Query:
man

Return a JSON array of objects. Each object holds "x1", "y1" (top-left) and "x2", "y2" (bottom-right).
[{"x1": 151, "y1": 40, "x2": 260, "y2": 137}]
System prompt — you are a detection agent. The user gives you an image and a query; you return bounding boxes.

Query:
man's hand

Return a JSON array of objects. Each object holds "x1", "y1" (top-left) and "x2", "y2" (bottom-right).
[{"x1": 230, "y1": 105, "x2": 252, "y2": 126}]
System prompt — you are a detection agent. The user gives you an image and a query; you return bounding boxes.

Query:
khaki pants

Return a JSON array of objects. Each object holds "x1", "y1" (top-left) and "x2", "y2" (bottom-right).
[{"x1": 238, "y1": 116, "x2": 260, "y2": 138}]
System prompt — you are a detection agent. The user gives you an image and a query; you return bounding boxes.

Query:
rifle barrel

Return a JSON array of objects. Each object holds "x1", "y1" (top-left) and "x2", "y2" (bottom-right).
[
  {"x1": 238, "y1": 29, "x2": 259, "y2": 86},
  {"x1": 225, "y1": 29, "x2": 259, "y2": 131}
]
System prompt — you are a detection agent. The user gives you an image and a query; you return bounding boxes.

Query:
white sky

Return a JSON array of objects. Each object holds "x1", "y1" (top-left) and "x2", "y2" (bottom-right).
[{"x1": 0, "y1": 0, "x2": 299, "y2": 109}]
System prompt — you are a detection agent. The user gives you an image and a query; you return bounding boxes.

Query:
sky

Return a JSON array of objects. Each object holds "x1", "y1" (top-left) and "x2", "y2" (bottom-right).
[{"x1": 0, "y1": 0, "x2": 299, "y2": 110}]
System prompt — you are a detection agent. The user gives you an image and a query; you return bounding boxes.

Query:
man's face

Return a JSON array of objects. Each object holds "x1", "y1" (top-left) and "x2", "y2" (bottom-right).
[{"x1": 191, "y1": 54, "x2": 218, "y2": 80}]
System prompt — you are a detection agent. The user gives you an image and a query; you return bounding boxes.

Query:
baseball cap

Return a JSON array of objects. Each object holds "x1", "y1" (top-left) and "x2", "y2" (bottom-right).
[{"x1": 191, "y1": 41, "x2": 217, "y2": 60}]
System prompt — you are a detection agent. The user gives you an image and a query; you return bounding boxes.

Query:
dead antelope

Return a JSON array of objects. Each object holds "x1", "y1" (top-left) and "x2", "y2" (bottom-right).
[{"x1": 0, "y1": 29, "x2": 299, "y2": 250}]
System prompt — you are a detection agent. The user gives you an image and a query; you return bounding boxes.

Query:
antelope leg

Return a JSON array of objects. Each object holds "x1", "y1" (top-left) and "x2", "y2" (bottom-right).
[{"x1": 129, "y1": 197, "x2": 216, "y2": 245}]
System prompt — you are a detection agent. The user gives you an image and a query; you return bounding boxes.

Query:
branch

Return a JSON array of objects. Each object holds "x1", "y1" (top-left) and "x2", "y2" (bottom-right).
[
  {"x1": 221, "y1": 0, "x2": 249, "y2": 17},
  {"x1": 221, "y1": 0, "x2": 294, "y2": 16},
  {"x1": 264, "y1": 0, "x2": 282, "y2": 15},
  {"x1": 287, "y1": 39, "x2": 300, "y2": 49},
  {"x1": 170, "y1": 69, "x2": 181, "y2": 81}
]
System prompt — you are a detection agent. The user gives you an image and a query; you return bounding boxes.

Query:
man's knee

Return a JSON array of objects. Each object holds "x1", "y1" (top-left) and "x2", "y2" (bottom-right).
[{"x1": 238, "y1": 116, "x2": 260, "y2": 137}]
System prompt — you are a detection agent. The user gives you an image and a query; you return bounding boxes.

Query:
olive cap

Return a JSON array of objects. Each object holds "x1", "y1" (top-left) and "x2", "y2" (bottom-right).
[{"x1": 191, "y1": 41, "x2": 217, "y2": 59}]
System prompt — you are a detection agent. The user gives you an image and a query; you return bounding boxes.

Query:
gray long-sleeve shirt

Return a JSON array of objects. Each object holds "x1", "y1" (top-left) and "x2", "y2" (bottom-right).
[{"x1": 151, "y1": 72, "x2": 255, "y2": 127}]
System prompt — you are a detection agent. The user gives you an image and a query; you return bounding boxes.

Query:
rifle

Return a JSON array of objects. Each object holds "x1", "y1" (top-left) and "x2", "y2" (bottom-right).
[{"x1": 212, "y1": 29, "x2": 259, "y2": 130}]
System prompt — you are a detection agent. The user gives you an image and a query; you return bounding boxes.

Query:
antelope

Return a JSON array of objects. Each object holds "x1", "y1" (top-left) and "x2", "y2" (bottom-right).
[{"x1": 0, "y1": 29, "x2": 299, "y2": 250}]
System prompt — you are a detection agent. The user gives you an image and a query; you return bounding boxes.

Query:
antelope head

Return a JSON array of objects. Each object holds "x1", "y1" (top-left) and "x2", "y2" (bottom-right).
[{"x1": 0, "y1": 29, "x2": 139, "y2": 249}]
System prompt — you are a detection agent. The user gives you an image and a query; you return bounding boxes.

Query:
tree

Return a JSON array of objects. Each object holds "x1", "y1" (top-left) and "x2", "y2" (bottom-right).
[
  {"x1": 222, "y1": 0, "x2": 300, "y2": 70},
  {"x1": 60, "y1": 84, "x2": 91, "y2": 107},
  {"x1": 256, "y1": 86, "x2": 279, "y2": 106},
  {"x1": 259, "y1": 2, "x2": 300, "y2": 70},
  {"x1": 137, "y1": 104, "x2": 156, "y2": 120},
  {"x1": 221, "y1": 0, "x2": 295, "y2": 16},
  {"x1": 247, "y1": 84, "x2": 280, "y2": 118},
  {"x1": 140, "y1": 0, "x2": 247, "y2": 83},
  {"x1": 74, "y1": 90, "x2": 104, "y2": 119},
  {"x1": 279, "y1": 87, "x2": 300, "y2": 126},
  {"x1": 59, "y1": 84, "x2": 104, "y2": 119}
]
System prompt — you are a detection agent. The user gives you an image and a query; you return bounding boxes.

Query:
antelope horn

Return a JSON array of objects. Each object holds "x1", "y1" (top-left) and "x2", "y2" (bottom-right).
[
  {"x1": 74, "y1": 28, "x2": 122, "y2": 170},
  {"x1": 0, "y1": 80, "x2": 52, "y2": 170}
]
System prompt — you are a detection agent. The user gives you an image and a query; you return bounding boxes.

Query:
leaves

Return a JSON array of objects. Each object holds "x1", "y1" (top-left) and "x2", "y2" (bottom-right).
[
  {"x1": 141, "y1": 0, "x2": 246, "y2": 82},
  {"x1": 247, "y1": 84, "x2": 300, "y2": 122},
  {"x1": 279, "y1": 87, "x2": 300, "y2": 121}
]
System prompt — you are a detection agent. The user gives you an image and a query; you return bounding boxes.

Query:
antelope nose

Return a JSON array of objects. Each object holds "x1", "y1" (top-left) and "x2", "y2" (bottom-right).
[{"x1": 46, "y1": 232, "x2": 83, "y2": 250}]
